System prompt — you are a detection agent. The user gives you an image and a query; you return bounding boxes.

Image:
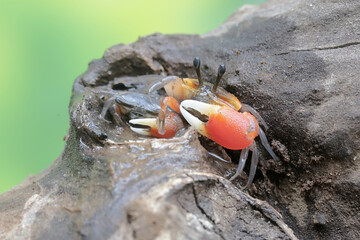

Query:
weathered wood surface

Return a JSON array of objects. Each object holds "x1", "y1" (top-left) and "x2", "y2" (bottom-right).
[{"x1": 1, "y1": 0, "x2": 359, "y2": 239}]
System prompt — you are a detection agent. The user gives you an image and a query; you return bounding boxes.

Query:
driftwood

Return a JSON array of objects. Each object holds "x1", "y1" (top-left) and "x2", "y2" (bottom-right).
[{"x1": 1, "y1": 0, "x2": 360, "y2": 239}]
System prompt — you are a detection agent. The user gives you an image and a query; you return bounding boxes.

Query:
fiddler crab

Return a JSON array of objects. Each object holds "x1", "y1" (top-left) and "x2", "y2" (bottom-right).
[{"x1": 101, "y1": 57, "x2": 279, "y2": 188}]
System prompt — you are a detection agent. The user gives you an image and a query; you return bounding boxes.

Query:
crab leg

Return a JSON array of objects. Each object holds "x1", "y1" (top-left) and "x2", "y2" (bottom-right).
[
  {"x1": 240, "y1": 104, "x2": 268, "y2": 130},
  {"x1": 157, "y1": 105, "x2": 177, "y2": 135},
  {"x1": 229, "y1": 147, "x2": 249, "y2": 181},
  {"x1": 99, "y1": 96, "x2": 124, "y2": 125},
  {"x1": 148, "y1": 76, "x2": 179, "y2": 93},
  {"x1": 100, "y1": 96, "x2": 116, "y2": 121},
  {"x1": 157, "y1": 108, "x2": 167, "y2": 135},
  {"x1": 258, "y1": 127, "x2": 279, "y2": 160},
  {"x1": 207, "y1": 151, "x2": 232, "y2": 163},
  {"x1": 158, "y1": 96, "x2": 181, "y2": 134},
  {"x1": 245, "y1": 143, "x2": 259, "y2": 188}
]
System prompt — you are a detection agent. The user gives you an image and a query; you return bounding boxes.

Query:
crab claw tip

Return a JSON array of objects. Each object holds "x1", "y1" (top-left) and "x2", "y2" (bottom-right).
[
  {"x1": 129, "y1": 118, "x2": 157, "y2": 136},
  {"x1": 180, "y1": 100, "x2": 219, "y2": 137}
]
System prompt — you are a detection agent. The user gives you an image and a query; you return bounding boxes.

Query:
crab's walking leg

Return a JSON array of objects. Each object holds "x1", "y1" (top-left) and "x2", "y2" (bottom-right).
[
  {"x1": 207, "y1": 151, "x2": 231, "y2": 163},
  {"x1": 148, "y1": 76, "x2": 178, "y2": 93},
  {"x1": 230, "y1": 142, "x2": 259, "y2": 188},
  {"x1": 229, "y1": 147, "x2": 249, "y2": 181},
  {"x1": 258, "y1": 127, "x2": 279, "y2": 160},
  {"x1": 158, "y1": 109, "x2": 166, "y2": 135},
  {"x1": 240, "y1": 104, "x2": 268, "y2": 130},
  {"x1": 158, "y1": 105, "x2": 175, "y2": 135},
  {"x1": 100, "y1": 96, "x2": 116, "y2": 121},
  {"x1": 245, "y1": 143, "x2": 259, "y2": 188},
  {"x1": 157, "y1": 97, "x2": 181, "y2": 135},
  {"x1": 109, "y1": 104, "x2": 124, "y2": 126},
  {"x1": 99, "y1": 96, "x2": 123, "y2": 125}
]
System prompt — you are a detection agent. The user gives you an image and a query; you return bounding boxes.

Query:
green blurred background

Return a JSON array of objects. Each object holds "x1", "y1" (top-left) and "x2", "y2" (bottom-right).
[{"x1": 0, "y1": 0, "x2": 264, "y2": 193}]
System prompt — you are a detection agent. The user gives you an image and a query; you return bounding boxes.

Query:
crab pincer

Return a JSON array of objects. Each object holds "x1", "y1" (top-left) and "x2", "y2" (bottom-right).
[
  {"x1": 180, "y1": 100, "x2": 278, "y2": 188},
  {"x1": 129, "y1": 96, "x2": 184, "y2": 138}
]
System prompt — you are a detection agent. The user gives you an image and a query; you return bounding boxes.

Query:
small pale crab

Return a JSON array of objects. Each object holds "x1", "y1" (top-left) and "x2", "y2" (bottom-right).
[
  {"x1": 100, "y1": 90, "x2": 184, "y2": 138},
  {"x1": 103, "y1": 58, "x2": 279, "y2": 188}
]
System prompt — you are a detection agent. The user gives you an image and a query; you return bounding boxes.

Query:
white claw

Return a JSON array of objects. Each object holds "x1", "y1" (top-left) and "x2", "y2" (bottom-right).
[
  {"x1": 129, "y1": 127, "x2": 150, "y2": 136},
  {"x1": 180, "y1": 100, "x2": 219, "y2": 138},
  {"x1": 181, "y1": 100, "x2": 218, "y2": 116},
  {"x1": 129, "y1": 118, "x2": 157, "y2": 136}
]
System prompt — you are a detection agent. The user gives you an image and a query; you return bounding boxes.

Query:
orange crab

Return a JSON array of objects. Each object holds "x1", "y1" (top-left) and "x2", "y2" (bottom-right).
[
  {"x1": 180, "y1": 99, "x2": 278, "y2": 187},
  {"x1": 130, "y1": 57, "x2": 279, "y2": 187}
]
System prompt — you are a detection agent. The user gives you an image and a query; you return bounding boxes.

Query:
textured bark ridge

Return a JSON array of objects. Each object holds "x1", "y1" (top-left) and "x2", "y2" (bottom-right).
[{"x1": 1, "y1": 0, "x2": 359, "y2": 239}]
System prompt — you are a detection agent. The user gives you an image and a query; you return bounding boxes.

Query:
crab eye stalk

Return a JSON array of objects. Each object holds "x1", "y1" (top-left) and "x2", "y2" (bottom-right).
[
  {"x1": 212, "y1": 64, "x2": 226, "y2": 93},
  {"x1": 193, "y1": 57, "x2": 202, "y2": 87},
  {"x1": 193, "y1": 57, "x2": 200, "y2": 69}
]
